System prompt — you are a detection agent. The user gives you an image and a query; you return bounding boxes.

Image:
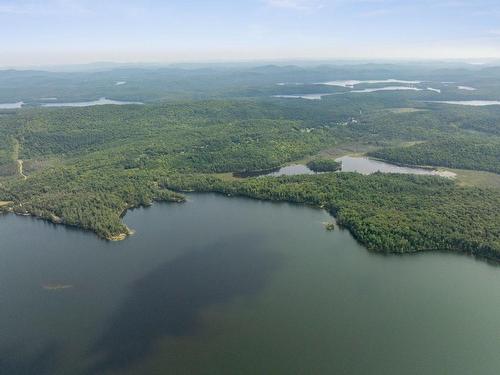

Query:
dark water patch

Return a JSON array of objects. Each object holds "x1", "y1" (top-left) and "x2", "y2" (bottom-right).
[
  {"x1": 88, "y1": 237, "x2": 283, "y2": 373},
  {"x1": 234, "y1": 164, "x2": 316, "y2": 178},
  {"x1": 233, "y1": 167, "x2": 281, "y2": 178},
  {"x1": 0, "y1": 342, "x2": 60, "y2": 375}
]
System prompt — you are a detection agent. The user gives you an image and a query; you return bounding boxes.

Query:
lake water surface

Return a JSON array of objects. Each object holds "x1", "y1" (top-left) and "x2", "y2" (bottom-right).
[
  {"x1": 273, "y1": 86, "x2": 440, "y2": 100},
  {"x1": 1, "y1": 194, "x2": 499, "y2": 375},
  {"x1": 265, "y1": 164, "x2": 317, "y2": 176},
  {"x1": 42, "y1": 97, "x2": 143, "y2": 107},
  {"x1": 316, "y1": 79, "x2": 422, "y2": 88},
  {"x1": 272, "y1": 94, "x2": 334, "y2": 100},
  {"x1": 256, "y1": 157, "x2": 443, "y2": 177},
  {"x1": 336, "y1": 156, "x2": 442, "y2": 175},
  {"x1": 427, "y1": 100, "x2": 500, "y2": 106},
  {"x1": 0, "y1": 101, "x2": 24, "y2": 109}
]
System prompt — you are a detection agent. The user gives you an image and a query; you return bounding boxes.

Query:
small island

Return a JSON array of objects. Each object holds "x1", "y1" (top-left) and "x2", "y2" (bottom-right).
[
  {"x1": 306, "y1": 159, "x2": 342, "y2": 172},
  {"x1": 323, "y1": 222, "x2": 336, "y2": 231}
]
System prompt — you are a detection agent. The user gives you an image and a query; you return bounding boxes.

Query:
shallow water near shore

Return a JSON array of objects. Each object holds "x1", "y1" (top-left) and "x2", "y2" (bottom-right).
[{"x1": 1, "y1": 194, "x2": 500, "y2": 374}]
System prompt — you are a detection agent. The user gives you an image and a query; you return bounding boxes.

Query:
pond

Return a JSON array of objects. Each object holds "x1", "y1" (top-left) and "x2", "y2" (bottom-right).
[
  {"x1": 246, "y1": 156, "x2": 450, "y2": 178},
  {"x1": 336, "y1": 156, "x2": 445, "y2": 175}
]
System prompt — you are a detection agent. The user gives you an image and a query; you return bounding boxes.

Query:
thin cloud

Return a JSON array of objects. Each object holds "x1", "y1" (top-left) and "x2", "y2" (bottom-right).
[
  {"x1": 0, "y1": 0, "x2": 90, "y2": 15},
  {"x1": 264, "y1": 0, "x2": 324, "y2": 11}
]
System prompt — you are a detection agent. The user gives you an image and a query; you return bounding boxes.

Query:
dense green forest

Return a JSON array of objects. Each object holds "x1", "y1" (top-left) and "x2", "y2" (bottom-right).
[
  {"x1": 0, "y1": 63, "x2": 499, "y2": 260},
  {"x1": 368, "y1": 136, "x2": 500, "y2": 173}
]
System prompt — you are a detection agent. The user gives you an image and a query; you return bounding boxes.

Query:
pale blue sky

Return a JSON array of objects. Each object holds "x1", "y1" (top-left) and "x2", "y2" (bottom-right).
[{"x1": 1, "y1": 0, "x2": 500, "y2": 66}]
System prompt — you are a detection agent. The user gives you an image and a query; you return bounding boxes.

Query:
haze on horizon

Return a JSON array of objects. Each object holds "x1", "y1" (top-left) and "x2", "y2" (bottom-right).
[{"x1": 1, "y1": 0, "x2": 500, "y2": 67}]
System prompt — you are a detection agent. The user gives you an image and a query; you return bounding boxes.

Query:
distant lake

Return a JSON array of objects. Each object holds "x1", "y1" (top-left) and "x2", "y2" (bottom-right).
[
  {"x1": 427, "y1": 100, "x2": 500, "y2": 106},
  {"x1": 272, "y1": 93, "x2": 333, "y2": 100},
  {"x1": 350, "y1": 86, "x2": 424, "y2": 93},
  {"x1": 316, "y1": 79, "x2": 422, "y2": 88},
  {"x1": 427, "y1": 87, "x2": 441, "y2": 93},
  {"x1": 42, "y1": 97, "x2": 143, "y2": 107},
  {"x1": 0, "y1": 101, "x2": 24, "y2": 109},
  {"x1": 273, "y1": 85, "x2": 440, "y2": 100},
  {"x1": 1, "y1": 194, "x2": 499, "y2": 374}
]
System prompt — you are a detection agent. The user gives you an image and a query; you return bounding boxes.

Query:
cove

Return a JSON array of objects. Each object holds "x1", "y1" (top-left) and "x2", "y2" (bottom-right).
[{"x1": 1, "y1": 194, "x2": 500, "y2": 374}]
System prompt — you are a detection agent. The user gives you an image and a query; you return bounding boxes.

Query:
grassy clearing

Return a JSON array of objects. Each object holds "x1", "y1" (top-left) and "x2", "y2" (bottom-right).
[
  {"x1": 387, "y1": 108, "x2": 427, "y2": 114},
  {"x1": 453, "y1": 169, "x2": 500, "y2": 189}
]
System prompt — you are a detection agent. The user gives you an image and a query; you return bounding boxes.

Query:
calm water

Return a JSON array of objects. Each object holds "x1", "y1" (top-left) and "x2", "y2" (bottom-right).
[
  {"x1": 1, "y1": 194, "x2": 500, "y2": 374},
  {"x1": 272, "y1": 94, "x2": 333, "y2": 100},
  {"x1": 273, "y1": 83, "x2": 440, "y2": 100},
  {"x1": 316, "y1": 79, "x2": 422, "y2": 88},
  {"x1": 272, "y1": 88, "x2": 428, "y2": 100},
  {"x1": 265, "y1": 164, "x2": 317, "y2": 176},
  {"x1": 336, "y1": 156, "x2": 440, "y2": 175},
  {"x1": 254, "y1": 157, "x2": 440, "y2": 178},
  {"x1": 350, "y1": 86, "x2": 424, "y2": 93},
  {"x1": 0, "y1": 102, "x2": 24, "y2": 109},
  {"x1": 42, "y1": 97, "x2": 143, "y2": 107},
  {"x1": 427, "y1": 100, "x2": 500, "y2": 106}
]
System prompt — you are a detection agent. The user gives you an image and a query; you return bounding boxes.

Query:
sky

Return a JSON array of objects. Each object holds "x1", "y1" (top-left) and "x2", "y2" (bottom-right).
[{"x1": 1, "y1": 0, "x2": 500, "y2": 66}]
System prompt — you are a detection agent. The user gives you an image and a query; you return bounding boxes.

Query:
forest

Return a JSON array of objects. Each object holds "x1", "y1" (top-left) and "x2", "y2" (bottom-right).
[
  {"x1": 0, "y1": 63, "x2": 499, "y2": 259},
  {"x1": 368, "y1": 136, "x2": 500, "y2": 174}
]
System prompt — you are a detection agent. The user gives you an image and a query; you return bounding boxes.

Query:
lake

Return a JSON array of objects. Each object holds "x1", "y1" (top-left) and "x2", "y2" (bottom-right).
[
  {"x1": 272, "y1": 94, "x2": 334, "y2": 100},
  {"x1": 0, "y1": 101, "x2": 24, "y2": 109},
  {"x1": 1, "y1": 193, "x2": 499, "y2": 375},
  {"x1": 249, "y1": 156, "x2": 449, "y2": 178},
  {"x1": 427, "y1": 100, "x2": 500, "y2": 106},
  {"x1": 336, "y1": 156, "x2": 449, "y2": 175},
  {"x1": 316, "y1": 79, "x2": 422, "y2": 88},
  {"x1": 350, "y1": 86, "x2": 423, "y2": 93},
  {"x1": 273, "y1": 86, "x2": 440, "y2": 100},
  {"x1": 42, "y1": 97, "x2": 143, "y2": 107},
  {"x1": 265, "y1": 164, "x2": 317, "y2": 176}
]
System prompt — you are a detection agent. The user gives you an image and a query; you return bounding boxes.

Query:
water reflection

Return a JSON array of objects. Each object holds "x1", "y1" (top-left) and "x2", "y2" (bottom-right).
[
  {"x1": 336, "y1": 156, "x2": 438, "y2": 175},
  {"x1": 0, "y1": 342, "x2": 60, "y2": 375},
  {"x1": 236, "y1": 157, "x2": 440, "y2": 178},
  {"x1": 89, "y1": 238, "x2": 283, "y2": 372}
]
